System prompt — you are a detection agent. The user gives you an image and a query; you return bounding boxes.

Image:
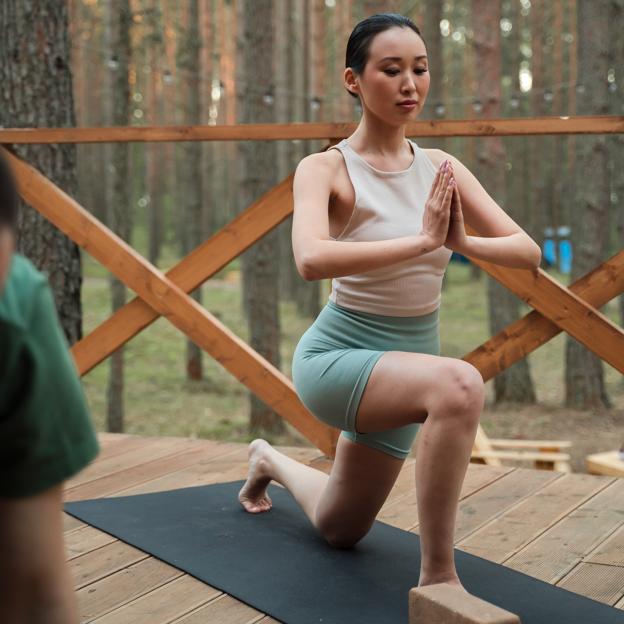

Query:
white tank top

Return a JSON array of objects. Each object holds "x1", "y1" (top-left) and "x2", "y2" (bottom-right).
[{"x1": 327, "y1": 138, "x2": 452, "y2": 316}]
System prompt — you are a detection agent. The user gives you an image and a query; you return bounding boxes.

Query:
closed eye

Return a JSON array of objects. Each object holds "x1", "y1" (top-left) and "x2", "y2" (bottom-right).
[{"x1": 384, "y1": 69, "x2": 428, "y2": 76}]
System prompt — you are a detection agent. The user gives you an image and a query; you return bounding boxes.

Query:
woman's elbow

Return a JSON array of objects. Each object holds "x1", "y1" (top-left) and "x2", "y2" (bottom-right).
[
  {"x1": 297, "y1": 253, "x2": 320, "y2": 281},
  {"x1": 527, "y1": 241, "x2": 542, "y2": 269}
]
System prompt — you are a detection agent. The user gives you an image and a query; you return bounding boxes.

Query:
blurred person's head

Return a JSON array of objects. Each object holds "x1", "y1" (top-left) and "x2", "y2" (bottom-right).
[
  {"x1": 0, "y1": 153, "x2": 18, "y2": 292},
  {"x1": 344, "y1": 13, "x2": 429, "y2": 126}
]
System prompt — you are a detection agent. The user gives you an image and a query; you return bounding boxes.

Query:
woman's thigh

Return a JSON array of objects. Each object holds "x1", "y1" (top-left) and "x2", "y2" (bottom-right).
[{"x1": 354, "y1": 350, "x2": 483, "y2": 434}]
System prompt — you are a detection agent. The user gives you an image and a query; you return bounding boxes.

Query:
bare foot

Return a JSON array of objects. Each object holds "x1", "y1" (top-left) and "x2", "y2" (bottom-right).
[{"x1": 238, "y1": 439, "x2": 274, "y2": 513}]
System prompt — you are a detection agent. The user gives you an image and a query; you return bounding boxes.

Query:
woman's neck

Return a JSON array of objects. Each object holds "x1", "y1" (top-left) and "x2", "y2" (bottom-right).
[{"x1": 347, "y1": 115, "x2": 410, "y2": 157}]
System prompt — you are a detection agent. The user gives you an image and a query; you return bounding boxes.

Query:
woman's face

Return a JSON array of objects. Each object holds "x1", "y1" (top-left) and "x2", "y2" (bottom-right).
[{"x1": 346, "y1": 27, "x2": 430, "y2": 124}]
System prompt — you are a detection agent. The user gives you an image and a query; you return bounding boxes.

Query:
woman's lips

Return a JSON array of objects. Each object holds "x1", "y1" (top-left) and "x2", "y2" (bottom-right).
[{"x1": 398, "y1": 102, "x2": 417, "y2": 110}]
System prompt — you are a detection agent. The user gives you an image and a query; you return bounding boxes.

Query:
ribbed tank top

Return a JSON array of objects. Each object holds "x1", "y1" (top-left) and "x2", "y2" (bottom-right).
[{"x1": 327, "y1": 138, "x2": 453, "y2": 316}]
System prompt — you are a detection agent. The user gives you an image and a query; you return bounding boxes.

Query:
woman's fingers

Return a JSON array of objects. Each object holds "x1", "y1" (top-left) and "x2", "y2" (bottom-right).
[
  {"x1": 442, "y1": 178, "x2": 454, "y2": 208},
  {"x1": 429, "y1": 166, "x2": 443, "y2": 199},
  {"x1": 440, "y1": 173, "x2": 453, "y2": 202},
  {"x1": 434, "y1": 165, "x2": 450, "y2": 201}
]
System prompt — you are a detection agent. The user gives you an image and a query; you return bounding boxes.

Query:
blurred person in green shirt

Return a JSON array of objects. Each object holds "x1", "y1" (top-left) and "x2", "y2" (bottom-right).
[{"x1": 0, "y1": 151, "x2": 99, "y2": 624}]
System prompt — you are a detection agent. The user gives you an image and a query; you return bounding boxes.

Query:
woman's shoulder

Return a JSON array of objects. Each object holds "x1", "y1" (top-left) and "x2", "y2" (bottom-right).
[
  {"x1": 294, "y1": 147, "x2": 345, "y2": 186},
  {"x1": 297, "y1": 146, "x2": 344, "y2": 170},
  {"x1": 420, "y1": 147, "x2": 448, "y2": 170}
]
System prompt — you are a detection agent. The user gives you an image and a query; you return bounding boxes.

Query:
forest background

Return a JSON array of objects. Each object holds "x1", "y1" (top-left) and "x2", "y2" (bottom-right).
[{"x1": 1, "y1": 0, "x2": 622, "y2": 473}]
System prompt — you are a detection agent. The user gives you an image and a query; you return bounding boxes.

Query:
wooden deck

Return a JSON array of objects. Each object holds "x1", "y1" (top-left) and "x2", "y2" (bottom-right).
[{"x1": 64, "y1": 433, "x2": 624, "y2": 623}]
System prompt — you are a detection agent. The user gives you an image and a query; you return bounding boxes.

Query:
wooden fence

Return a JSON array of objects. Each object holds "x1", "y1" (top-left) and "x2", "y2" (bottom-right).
[{"x1": 2, "y1": 115, "x2": 623, "y2": 460}]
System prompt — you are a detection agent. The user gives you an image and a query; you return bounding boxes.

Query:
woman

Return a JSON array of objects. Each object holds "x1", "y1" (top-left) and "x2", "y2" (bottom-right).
[{"x1": 238, "y1": 13, "x2": 541, "y2": 590}]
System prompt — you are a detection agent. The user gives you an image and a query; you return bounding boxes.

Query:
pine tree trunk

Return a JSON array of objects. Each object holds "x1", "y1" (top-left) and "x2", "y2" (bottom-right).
[
  {"x1": 276, "y1": 0, "x2": 302, "y2": 311},
  {"x1": 146, "y1": 0, "x2": 164, "y2": 266},
  {"x1": 293, "y1": 0, "x2": 321, "y2": 318},
  {"x1": 105, "y1": 0, "x2": 132, "y2": 433},
  {"x1": 472, "y1": 0, "x2": 536, "y2": 404},
  {"x1": 528, "y1": 0, "x2": 547, "y2": 251},
  {"x1": 176, "y1": 0, "x2": 204, "y2": 380},
  {"x1": 238, "y1": 0, "x2": 285, "y2": 437},
  {"x1": 423, "y1": 0, "x2": 446, "y2": 157},
  {"x1": 551, "y1": 0, "x2": 566, "y2": 236},
  {"x1": 564, "y1": 0, "x2": 611, "y2": 409},
  {"x1": 0, "y1": 0, "x2": 82, "y2": 343},
  {"x1": 609, "y1": 0, "x2": 624, "y2": 334},
  {"x1": 464, "y1": 1, "x2": 481, "y2": 281}
]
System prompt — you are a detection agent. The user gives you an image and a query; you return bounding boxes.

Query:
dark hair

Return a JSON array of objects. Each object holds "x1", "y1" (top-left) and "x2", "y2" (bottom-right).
[
  {"x1": 0, "y1": 152, "x2": 19, "y2": 231},
  {"x1": 345, "y1": 13, "x2": 425, "y2": 99}
]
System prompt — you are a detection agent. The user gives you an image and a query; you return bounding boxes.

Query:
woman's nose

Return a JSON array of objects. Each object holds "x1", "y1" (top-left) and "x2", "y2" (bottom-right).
[{"x1": 401, "y1": 75, "x2": 417, "y2": 92}]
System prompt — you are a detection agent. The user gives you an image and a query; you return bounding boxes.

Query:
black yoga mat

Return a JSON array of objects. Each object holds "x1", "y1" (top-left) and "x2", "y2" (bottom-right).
[{"x1": 65, "y1": 481, "x2": 624, "y2": 624}]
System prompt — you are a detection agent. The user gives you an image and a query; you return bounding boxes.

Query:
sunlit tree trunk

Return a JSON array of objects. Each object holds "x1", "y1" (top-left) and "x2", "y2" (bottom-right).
[{"x1": 473, "y1": 0, "x2": 536, "y2": 404}]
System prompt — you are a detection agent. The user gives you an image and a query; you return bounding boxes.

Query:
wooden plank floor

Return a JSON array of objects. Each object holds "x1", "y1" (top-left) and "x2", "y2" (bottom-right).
[{"x1": 64, "y1": 433, "x2": 624, "y2": 623}]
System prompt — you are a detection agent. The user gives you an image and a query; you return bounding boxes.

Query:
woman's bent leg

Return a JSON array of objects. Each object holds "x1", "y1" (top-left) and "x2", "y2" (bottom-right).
[
  {"x1": 239, "y1": 351, "x2": 485, "y2": 583},
  {"x1": 338, "y1": 351, "x2": 485, "y2": 585},
  {"x1": 413, "y1": 365, "x2": 484, "y2": 585},
  {"x1": 239, "y1": 433, "x2": 405, "y2": 548}
]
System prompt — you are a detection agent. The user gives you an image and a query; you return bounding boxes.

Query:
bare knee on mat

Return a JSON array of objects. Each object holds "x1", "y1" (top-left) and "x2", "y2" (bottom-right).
[{"x1": 314, "y1": 436, "x2": 404, "y2": 550}]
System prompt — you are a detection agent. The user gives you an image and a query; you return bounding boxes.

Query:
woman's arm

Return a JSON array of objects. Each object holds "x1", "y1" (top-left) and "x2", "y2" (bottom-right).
[
  {"x1": 457, "y1": 232, "x2": 541, "y2": 269},
  {"x1": 432, "y1": 149, "x2": 542, "y2": 270},
  {"x1": 292, "y1": 152, "x2": 445, "y2": 281},
  {"x1": 300, "y1": 236, "x2": 436, "y2": 281}
]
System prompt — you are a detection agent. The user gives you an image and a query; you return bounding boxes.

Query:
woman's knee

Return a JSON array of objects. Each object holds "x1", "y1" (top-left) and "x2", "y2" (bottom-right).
[
  {"x1": 322, "y1": 524, "x2": 371, "y2": 549},
  {"x1": 432, "y1": 360, "x2": 485, "y2": 417}
]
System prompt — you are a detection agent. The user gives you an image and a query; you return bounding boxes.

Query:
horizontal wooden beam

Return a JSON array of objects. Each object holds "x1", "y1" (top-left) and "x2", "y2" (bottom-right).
[
  {"x1": 0, "y1": 115, "x2": 622, "y2": 144},
  {"x1": 3, "y1": 146, "x2": 339, "y2": 459},
  {"x1": 487, "y1": 439, "x2": 572, "y2": 450},
  {"x1": 471, "y1": 449, "x2": 570, "y2": 462}
]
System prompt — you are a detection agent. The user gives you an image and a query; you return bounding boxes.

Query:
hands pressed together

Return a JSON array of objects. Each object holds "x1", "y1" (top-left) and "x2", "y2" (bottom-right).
[{"x1": 420, "y1": 159, "x2": 468, "y2": 254}]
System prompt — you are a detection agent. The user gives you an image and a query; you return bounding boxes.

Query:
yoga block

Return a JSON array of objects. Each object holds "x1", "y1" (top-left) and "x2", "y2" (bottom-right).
[{"x1": 409, "y1": 584, "x2": 522, "y2": 624}]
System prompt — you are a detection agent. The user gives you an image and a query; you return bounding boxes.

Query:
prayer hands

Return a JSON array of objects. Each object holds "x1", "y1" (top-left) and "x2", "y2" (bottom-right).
[{"x1": 443, "y1": 162, "x2": 468, "y2": 253}]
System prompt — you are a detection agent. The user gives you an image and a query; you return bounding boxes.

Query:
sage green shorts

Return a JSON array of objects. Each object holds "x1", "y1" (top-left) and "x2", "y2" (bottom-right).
[{"x1": 292, "y1": 299, "x2": 440, "y2": 460}]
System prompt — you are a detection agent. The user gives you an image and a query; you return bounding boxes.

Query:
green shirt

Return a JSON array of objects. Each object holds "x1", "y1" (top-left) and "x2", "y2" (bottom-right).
[{"x1": 0, "y1": 254, "x2": 99, "y2": 498}]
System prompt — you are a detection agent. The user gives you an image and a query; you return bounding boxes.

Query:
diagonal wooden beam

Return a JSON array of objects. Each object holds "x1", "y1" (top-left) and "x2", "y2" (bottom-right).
[
  {"x1": 464, "y1": 226, "x2": 624, "y2": 374},
  {"x1": 71, "y1": 141, "x2": 339, "y2": 376},
  {"x1": 3, "y1": 147, "x2": 340, "y2": 459},
  {"x1": 70, "y1": 168, "x2": 623, "y2": 380},
  {"x1": 464, "y1": 250, "x2": 624, "y2": 380},
  {"x1": 72, "y1": 174, "x2": 295, "y2": 375}
]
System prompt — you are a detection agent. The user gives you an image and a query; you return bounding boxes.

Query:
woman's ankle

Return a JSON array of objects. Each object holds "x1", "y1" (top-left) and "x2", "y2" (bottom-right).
[{"x1": 418, "y1": 566, "x2": 461, "y2": 587}]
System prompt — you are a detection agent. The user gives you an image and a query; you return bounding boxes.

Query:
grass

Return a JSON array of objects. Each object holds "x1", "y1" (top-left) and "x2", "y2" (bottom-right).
[{"x1": 81, "y1": 252, "x2": 624, "y2": 456}]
